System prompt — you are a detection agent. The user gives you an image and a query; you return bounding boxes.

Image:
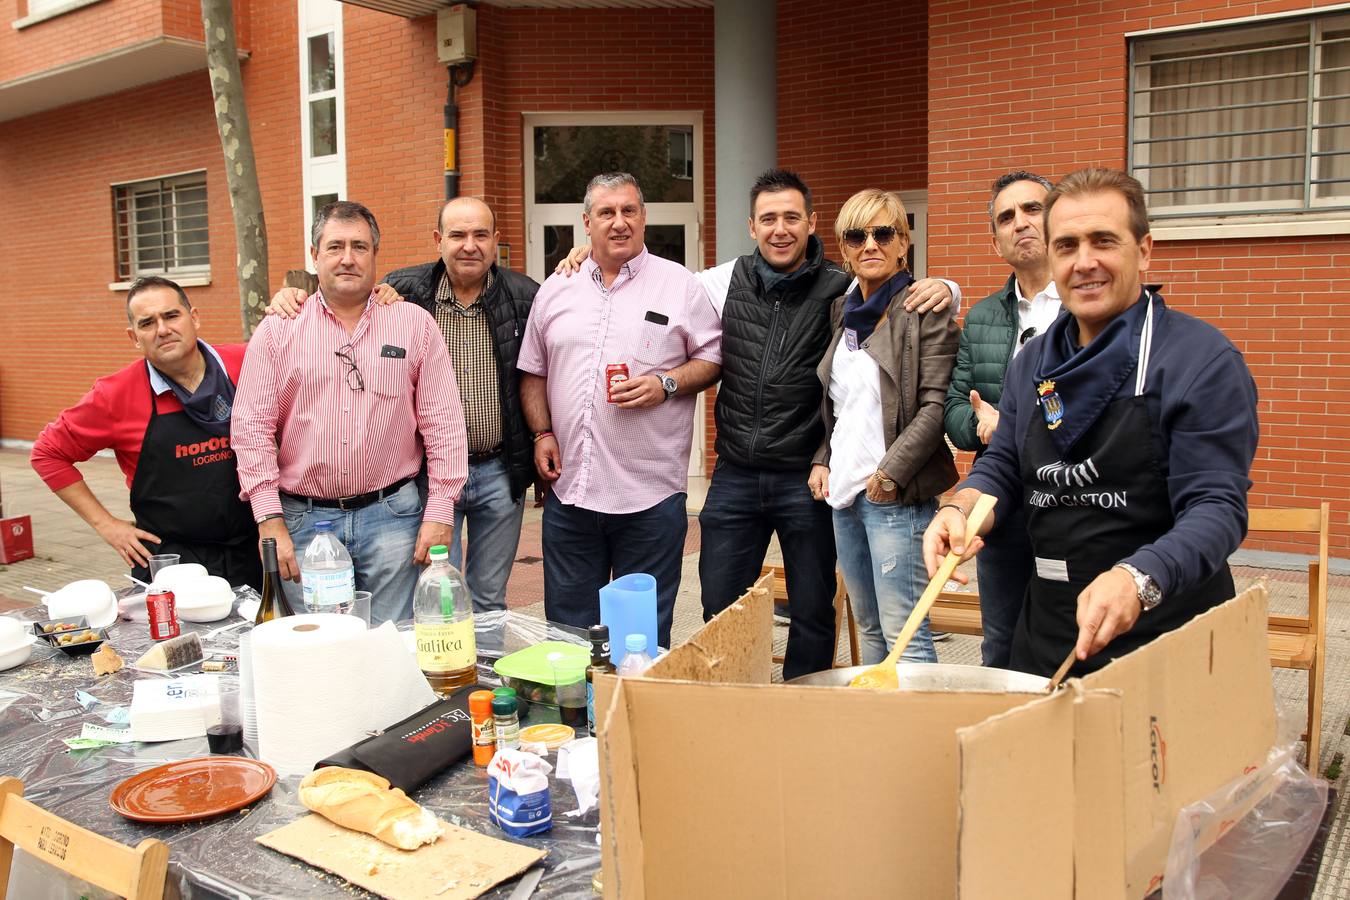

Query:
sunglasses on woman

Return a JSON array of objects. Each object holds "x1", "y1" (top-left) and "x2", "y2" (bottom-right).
[{"x1": 841, "y1": 225, "x2": 900, "y2": 248}]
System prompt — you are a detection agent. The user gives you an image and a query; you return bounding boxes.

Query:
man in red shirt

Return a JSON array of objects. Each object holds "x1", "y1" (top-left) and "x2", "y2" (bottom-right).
[{"x1": 31, "y1": 276, "x2": 261, "y2": 587}]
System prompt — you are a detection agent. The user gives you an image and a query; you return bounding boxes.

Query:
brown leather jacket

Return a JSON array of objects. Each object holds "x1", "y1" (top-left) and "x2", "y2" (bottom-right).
[{"x1": 813, "y1": 290, "x2": 960, "y2": 505}]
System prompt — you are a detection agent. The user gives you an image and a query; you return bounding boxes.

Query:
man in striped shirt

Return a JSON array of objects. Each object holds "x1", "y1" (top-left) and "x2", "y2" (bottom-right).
[
  {"x1": 232, "y1": 201, "x2": 468, "y2": 623},
  {"x1": 519, "y1": 172, "x2": 722, "y2": 647}
]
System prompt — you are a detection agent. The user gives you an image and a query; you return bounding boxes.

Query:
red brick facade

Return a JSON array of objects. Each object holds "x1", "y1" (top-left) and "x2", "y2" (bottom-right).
[{"x1": 2, "y1": 0, "x2": 1346, "y2": 553}]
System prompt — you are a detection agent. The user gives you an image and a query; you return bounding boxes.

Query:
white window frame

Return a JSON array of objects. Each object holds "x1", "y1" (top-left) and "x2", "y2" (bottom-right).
[
  {"x1": 897, "y1": 190, "x2": 928, "y2": 279},
  {"x1": 13, "y1": 0, "x2": 104, "y2": 29},
  {"x1": 299, "y1": 0, "x2": 347, "y2": 267},
  {"x1": 108, "y1": 170, "x2": 210, "y2": 290},
  {"x1": 1129, "y1": 7, "x2": 1350, "y2": 239}
]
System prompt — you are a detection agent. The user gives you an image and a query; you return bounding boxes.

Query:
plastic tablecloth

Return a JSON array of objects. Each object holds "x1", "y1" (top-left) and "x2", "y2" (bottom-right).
[{"x1": 0, "y1": 596, "x2": 602, "y2": 899}]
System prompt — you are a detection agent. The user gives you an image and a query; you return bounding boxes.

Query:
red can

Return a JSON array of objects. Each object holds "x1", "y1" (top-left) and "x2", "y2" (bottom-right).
[
  {"x1": 146, "y1": 588, "x2": 181, "y2": 641},
  {"x1": 605, "y1": 363, "x2": 629, "y2": 402}
]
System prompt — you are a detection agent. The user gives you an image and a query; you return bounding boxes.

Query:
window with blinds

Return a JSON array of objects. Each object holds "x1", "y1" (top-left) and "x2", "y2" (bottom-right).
[
  {"x1": 1129, "y1": 13, "x2": 1350, "y2": 218},
  {"x1": 112, "y1": 173, "x2": 209, "y2": 281}
]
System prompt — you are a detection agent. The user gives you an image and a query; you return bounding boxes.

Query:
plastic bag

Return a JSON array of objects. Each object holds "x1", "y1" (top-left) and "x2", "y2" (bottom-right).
[{"x1": 1163, "y1": 742, "x2": 1328, "y2": 899}]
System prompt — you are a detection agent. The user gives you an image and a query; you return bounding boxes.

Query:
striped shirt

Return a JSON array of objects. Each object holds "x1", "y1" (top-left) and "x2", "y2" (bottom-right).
[
  {"x1": 232, "y1": 291, "x2": 468, "y2": 524},
  {"x1": 432, "y1": 270, "x2": 501, "y2": 454},
  {"x1": 518, "y1": 248, "x2": 722, "y2": 514}
]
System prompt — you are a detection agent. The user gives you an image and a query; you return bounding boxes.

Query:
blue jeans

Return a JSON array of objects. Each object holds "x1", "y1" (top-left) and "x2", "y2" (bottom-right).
[
  {"x1": 542, "y1": 491, "x2": 687, "y2": 649},
  {"x1": 448, "y1": 457, "x2": 524, "y2": 614},
  {"x1": 697, "y1": 459, "x2": 837, "y2": 679},
  {"x1": 833, "y1": 495, "x2": 938, "y2": 665},
  {"x1": 976, "y1": 504, "x2": 1035, "y2": 668},
  {"x1": 280, "y1": 479, "x2": 424, "y2": 624}
]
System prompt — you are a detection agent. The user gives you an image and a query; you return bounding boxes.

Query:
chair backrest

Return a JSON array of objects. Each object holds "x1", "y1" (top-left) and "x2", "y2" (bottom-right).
[
  {"x1": 1246, "y1": 504, "x2": 1331, "y2": 623},
  {"x1": 0, "y1": 777, "x2": 169, "y2": 900}
]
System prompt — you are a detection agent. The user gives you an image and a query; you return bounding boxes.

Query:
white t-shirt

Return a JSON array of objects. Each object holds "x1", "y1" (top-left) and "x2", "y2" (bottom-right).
[
  {"x1": 824, "y1": 338, "x2": 886, "y2": 510},
  {"x1": 1012, "y1": 278, "x2": 1061, "y2": 359}
]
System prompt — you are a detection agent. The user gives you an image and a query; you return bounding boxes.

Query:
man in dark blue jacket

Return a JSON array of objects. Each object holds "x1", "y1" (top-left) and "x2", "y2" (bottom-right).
[{"x1": 924, "y1": 168, "x2": 1258, "y2": 678}]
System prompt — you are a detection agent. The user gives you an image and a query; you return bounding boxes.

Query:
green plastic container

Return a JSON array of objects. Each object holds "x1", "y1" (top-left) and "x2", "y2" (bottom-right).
[{"x1": 492, "y1": 641, "x2": 590, "y2": 721}]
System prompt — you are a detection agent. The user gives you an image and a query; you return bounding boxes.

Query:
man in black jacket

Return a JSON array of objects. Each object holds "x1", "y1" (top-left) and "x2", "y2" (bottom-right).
[
  {"x1": 698, "y1": 170, "x2": 954, "y2": 678},
  {"x1": 267, "y1": 197, "x2": 537, "y2": 613}
]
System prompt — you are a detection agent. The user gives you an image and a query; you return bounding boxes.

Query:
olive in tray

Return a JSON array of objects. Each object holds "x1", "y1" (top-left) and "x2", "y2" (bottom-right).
[
  {"x1": 32, "y1": 618, "x2": 107, "y2": 656},
  {"x1": 33, "y1": 616, "x2": 89, "y2": 643}
]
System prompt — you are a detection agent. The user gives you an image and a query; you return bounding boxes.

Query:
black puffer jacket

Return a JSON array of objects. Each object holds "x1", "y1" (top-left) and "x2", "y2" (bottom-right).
[
  {"x1": 715, "y1": 237, "x2": 849, "y2": 470},
  {"x1": 382, "y1": 260, "x2": 539, "y2": 500}
]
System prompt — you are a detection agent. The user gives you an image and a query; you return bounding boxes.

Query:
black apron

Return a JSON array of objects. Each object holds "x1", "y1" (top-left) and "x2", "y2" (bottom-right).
[
  {"x1": 1009, "y1": 298, "x2": 1233, "y2": 677},
  {"x1": 128, "y1": 374, "x2": 261, "y2": 590}
]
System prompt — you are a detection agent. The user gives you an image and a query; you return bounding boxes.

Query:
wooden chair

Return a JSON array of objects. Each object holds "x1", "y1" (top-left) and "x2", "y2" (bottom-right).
[
  {"x1": 760, "y1": 565, "x2": 860, "y2": 668},
  {"x1": 0, "y1": 777, "x2": 169, "y2": 900},
  {"x1": 1249, "y1": 504, "x2": 1331, "y2": 769}
]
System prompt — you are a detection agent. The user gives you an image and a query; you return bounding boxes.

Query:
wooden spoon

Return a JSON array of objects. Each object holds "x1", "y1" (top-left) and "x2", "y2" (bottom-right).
[
  {"x1": 1045, "y1": 647, "x2": 1078, "y2": 692},
  {"x1": 849, "y1": 493, "x2": 997, "y2": 689}
]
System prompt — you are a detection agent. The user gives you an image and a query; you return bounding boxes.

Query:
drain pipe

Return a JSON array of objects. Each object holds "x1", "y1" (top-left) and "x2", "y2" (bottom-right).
[{"x1": 444, "y1": 61, "x2": 476, "y2": 200}]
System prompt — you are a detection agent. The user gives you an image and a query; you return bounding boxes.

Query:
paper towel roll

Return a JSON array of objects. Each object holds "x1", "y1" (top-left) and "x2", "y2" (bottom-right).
[
  {"x1": 252, "y1": 614, "x2": 369, "y2": 777},
  {"x1": 238, "y1": 631, "x2": 258, "y2": 744}
]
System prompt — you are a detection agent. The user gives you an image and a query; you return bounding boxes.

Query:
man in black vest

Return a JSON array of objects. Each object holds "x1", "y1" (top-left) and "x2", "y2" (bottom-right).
[
  {"x1": 266, "y1": 197, "x2": 538, "y2": 613},
  {"x1": 699, "y1": 170, "x2": 955, "y2": 678}
]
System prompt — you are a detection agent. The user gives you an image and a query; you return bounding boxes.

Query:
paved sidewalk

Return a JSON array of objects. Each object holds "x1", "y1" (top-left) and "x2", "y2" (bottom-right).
[{"x1": 2, "y1": 446, "x2": 1349, "y2": 895}]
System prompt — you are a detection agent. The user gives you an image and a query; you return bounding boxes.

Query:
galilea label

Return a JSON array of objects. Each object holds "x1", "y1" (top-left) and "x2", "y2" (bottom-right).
[{"x1": 416, "y1": 619, "x2": 476, "y2": 673}]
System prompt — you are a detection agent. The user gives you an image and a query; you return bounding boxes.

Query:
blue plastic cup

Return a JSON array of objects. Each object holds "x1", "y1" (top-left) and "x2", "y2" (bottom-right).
[{"x1": 598, "y1": 573, "x2": 658, "y2": 666}]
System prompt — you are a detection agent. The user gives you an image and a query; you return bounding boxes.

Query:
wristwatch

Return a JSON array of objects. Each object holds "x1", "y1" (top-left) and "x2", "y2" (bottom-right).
[
  {"x1": 1116, "y1": 562, "x2": 1162, "y2": 611},
  {"x1": 660, "y1": 374, "x2": 678, "y2": 402}
]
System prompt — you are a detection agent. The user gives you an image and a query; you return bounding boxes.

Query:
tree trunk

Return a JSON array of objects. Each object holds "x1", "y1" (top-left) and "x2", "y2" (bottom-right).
[{"x1": 201, "y1": 0, "x2": 269, "y2": 337}]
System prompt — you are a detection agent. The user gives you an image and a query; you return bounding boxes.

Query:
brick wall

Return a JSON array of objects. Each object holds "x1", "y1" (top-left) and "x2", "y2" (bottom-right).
[{"x1": 928, "y1": 0, "x2": 1350, "y2": 554}]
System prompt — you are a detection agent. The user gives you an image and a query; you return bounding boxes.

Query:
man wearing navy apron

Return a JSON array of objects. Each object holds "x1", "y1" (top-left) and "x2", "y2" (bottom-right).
[
  {"x1": 923, "y1": 169, "x2": 1258, "y2": 677},
  {"x1": 32, "y1": 277, "x2": 260, "y2": 589}
]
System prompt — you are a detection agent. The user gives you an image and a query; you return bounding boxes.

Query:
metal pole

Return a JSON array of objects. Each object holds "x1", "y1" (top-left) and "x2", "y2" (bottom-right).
[{"x1": 444, "y1": 68, "x2": 459, "y2": 201}]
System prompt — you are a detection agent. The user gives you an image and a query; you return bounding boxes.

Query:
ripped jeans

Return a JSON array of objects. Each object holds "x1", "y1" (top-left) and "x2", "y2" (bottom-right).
[{"x1": 832, "y1": 495, "x2": 938, "y2": 665}]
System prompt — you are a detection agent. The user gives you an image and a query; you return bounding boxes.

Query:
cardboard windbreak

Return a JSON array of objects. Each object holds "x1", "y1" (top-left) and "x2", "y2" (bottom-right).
[{"x1": 598, "y1": 578, "x2": 1276, "y2": 899}]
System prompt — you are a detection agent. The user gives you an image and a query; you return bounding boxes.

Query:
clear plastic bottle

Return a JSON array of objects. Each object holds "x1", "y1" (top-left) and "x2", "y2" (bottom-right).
[
  {"x1": 300, "y1": 521, "x2": 355, "y2": 613},
  {"x1": 414, "y1": 545, "x2": 477, "y2": 694},
  {"x1": 616, "y1": 634, "x2": 653, "y2": 677}
]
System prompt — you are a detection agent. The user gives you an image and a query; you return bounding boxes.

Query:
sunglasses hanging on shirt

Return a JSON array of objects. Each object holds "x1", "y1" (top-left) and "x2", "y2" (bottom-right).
[
  {"x1": 841, "y1": 225, "x2": 900, "y2": 248},
  {"x1": 335, "y1": 343, "x2": 365, "y2": 392},
  {"x1": 1018, "y1": 326, "x2": 1038, "y2": 348}
]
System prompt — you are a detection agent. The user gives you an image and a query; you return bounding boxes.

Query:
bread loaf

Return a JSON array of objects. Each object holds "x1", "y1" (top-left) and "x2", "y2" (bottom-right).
[{"x1": 298, "y1": 767, "x2": 443, "y2": 850}]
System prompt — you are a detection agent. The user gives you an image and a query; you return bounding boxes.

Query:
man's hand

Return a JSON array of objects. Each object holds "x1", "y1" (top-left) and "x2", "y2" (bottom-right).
[
  {"x1": 864, "y1": 472, "x2": 898, "y2": 503},
  {"x1": 903, "y1": 278, "x2": 954, "y2": 314},
  {"x1": 94, "y1": 517, "x2": 161, "y2": 568},
  {"x1": 609, "y1": 374, "x2": 665, "y2": 409},
  {"x1": 554, "y1": 244, "x2": 593, "y2": 277},
  {"x1": 371, "y1": 282, "x2": 403, "y2": 306},
  {"x1": 259, "y1": 518, "x2": 299, "y2": 582},
  {"x1": 971, "y1": 389, "x2": 1000, "y2": 445},
  {"x1": 808, "y1": 464, "x2": 830, "y2": 501},
  {"x1": 1073, "y1": 567, "x2": 1142, "y2": 660},
  {"x1": 534, "y1": 435, "x2": 562, "y2": 482},
  {"x1": 265, "y1": 287, "x2": 309, "y2": 319},
  {"x1": 414, "y1": 520, "x2": 452, "y2": 566},
  {"x1": 921, "y1": 496, "x2": 986, "y2": 583}
]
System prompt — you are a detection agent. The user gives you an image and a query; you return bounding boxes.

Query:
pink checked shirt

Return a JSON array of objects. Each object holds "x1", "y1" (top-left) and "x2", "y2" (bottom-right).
[
  {"x1": 232, "y1": 292, "x2": 468, "y2": 524},
  {"x1": 518, "y1": 248, "x2": 722, "y2": 514}
]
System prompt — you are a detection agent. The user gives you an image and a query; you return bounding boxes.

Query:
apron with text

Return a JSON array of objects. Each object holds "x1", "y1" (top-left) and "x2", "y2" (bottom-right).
[
  {"x1": 1008, "y1": 298, "x2": 1234, "y2": 677},
  {"x1": 128, "y1": 380, "x2": 261, "y2": 589}
]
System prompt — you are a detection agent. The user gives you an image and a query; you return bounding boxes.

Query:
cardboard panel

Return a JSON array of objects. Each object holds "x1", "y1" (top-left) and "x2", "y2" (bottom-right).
[
  {"x1": 598, "y1": 680, "x2": 643, "y2": 899},
  {"x1": 620, "y1": 678, "x2": 1035, "y2": 899},
  {"x1": 645, "y1": 576, "x2": 773, "y2": 685},
  {"x1": 1081, "y1": 586, "x2": 1275, "y2": 897},
  {"x1": 956, "y1": 689, "x2": 1077, "y2": 900},
  {"x1": 1071, "y1": 688, "x2": 1128, "y2": 900}
]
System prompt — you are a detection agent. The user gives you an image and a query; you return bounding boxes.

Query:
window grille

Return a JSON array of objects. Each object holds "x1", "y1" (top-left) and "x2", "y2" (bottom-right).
[{"x1": 113, "y1": 173, "x2": 209, "y2": 281}]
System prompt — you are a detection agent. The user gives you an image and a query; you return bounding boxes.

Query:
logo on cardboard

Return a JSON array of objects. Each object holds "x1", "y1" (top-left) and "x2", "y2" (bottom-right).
[{"x1": 1150, "y1": 716, "x2": 1167, "y2": 792}]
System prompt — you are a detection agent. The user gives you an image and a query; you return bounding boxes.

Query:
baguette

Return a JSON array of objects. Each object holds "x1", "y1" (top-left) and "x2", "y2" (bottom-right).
[{"x1": 298, "y1": 767, "x2": 443, "y2": 850}]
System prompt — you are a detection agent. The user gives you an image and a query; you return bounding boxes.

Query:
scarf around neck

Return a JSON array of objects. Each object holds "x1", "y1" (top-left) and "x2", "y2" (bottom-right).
[{"x1": 842, "y1": 269, "x2": 914, "y2": 345}]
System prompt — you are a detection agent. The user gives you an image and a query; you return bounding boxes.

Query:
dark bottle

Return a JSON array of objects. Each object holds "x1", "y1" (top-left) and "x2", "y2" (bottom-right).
[
  {"x1": 255, "y1": 538, "x2": 296, "y2": 625},
  {"x1": 585, "y1": 625, "x2": 617, "y2": 737}
]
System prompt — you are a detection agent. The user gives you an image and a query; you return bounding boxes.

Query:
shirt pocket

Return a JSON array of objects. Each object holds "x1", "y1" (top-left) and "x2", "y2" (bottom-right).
[
  {"x1": 634, "y1": 319, "x2": 675, "y2": 367},
  {"x1": 368, "y1": 356, "x2": 410, "y2": 398}
]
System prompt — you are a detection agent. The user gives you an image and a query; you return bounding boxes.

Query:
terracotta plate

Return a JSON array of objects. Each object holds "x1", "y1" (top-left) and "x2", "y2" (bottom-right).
[{"x1": 110, "y1": 757, "x2": 277, "y2": 823}]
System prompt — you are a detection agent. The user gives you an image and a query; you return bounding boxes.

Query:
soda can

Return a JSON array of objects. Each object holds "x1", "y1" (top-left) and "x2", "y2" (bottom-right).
[
  {"x1": 146, "y1": 588, "x2": 181, "y2": 641},
  {"x1": 605, "y1": 363, "x2": 629, "y2": 402}
]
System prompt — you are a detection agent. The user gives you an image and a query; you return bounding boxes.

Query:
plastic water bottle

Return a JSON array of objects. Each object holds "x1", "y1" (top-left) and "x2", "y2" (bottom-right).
[
  {"x1": 300, "y1": 521, "x2": 355, "y2": 613},
  {"x1": 414, "y1": 545, "x2": 476, "y2": 694},
  {"x1": 616, "y1": 634, "x2": 653, "y2": 677}
]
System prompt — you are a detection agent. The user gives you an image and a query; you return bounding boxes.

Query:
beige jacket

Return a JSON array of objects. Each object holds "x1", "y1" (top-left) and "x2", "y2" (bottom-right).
[{"x1": 813, "y1": 289, "x2": 960, "y2": 505}]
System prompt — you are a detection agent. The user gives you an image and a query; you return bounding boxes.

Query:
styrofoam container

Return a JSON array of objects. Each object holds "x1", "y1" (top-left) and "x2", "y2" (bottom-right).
[
  {"x1": 0, "y1": 634, "x2": 38, "y2": 671},
  {"x1": 0, "y1": 616, "x2": 28, "y2": 649},
  {"x1": 45, "y1": 580, "x2": 117, "y2": 629},
  {"x1": 151, "y1": 563, "x2": 209, "y2": 591},
  {"x1": 174, "y1": 575, "x2": 235, "y2": 622}
]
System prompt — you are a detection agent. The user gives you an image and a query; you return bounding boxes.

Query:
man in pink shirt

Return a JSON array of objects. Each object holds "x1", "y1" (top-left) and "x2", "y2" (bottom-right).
[
  {"x1": 519, "y1": 173, "x2": 722, "y2": 646},
  {"x1": 232, "y1": 201, "x2": 468, "y2": 623}
]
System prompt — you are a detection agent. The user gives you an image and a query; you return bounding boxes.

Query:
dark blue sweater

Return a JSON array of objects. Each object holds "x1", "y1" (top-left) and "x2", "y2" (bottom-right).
[{"x1": 963, "y1": 296, "x2": 1259, "y2": 597}]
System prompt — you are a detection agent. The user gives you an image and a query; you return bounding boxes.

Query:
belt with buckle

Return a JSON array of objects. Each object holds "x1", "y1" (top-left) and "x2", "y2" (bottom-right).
[
  {"x1": 284, "y1": 475, "x2": 414, "y2": 511},
  {"x1": 468, "y1": 447, "x2": 502, "y2": 465}
]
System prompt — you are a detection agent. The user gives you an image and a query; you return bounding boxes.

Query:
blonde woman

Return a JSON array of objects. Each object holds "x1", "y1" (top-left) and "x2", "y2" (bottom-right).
[{"x1": 809, "y1": 189, "x2": 960, "y2": 664}]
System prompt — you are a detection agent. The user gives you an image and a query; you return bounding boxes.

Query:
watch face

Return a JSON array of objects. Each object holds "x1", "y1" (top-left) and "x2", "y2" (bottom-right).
[{"x1": 661, "y1": 376, "x2": 677, "y2": 394}]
